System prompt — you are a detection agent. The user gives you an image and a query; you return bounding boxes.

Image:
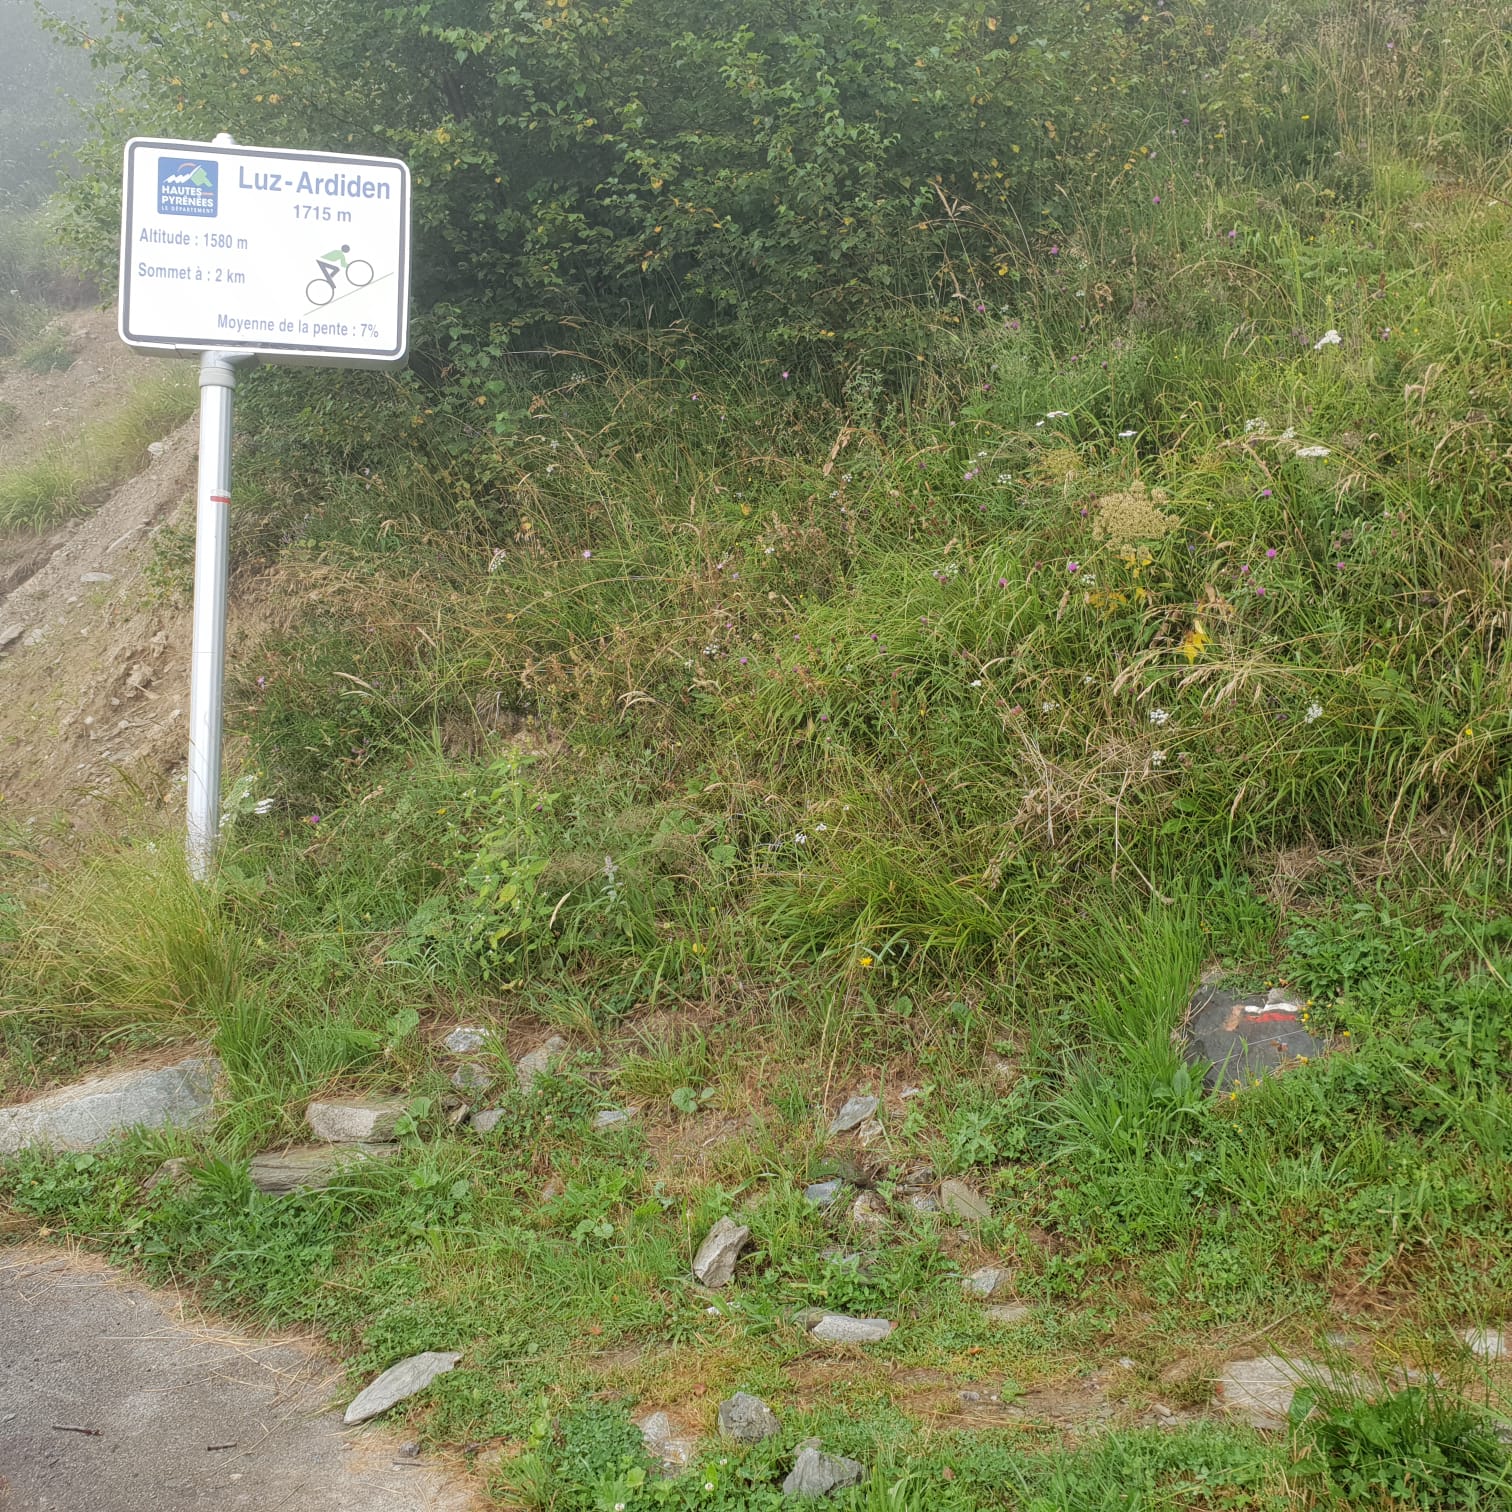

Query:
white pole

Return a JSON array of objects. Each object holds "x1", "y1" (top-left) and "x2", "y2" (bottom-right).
[{"x1": 186, "y1": 348, "x2": 254, "y2": 880}]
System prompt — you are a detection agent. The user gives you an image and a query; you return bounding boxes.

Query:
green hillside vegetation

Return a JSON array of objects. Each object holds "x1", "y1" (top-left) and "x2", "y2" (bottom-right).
[{"x1": 4, "y1": 0, "x2": 1512, "y2": 1507}]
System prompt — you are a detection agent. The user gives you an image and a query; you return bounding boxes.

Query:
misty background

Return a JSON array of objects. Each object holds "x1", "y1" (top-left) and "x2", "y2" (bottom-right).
[{"x1": 0, "y1": 1, "x2": 97, "y2": 211}]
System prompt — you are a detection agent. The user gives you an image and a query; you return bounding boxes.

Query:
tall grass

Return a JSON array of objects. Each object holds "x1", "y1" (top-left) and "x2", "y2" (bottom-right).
[{"x1": 0, "y1": 369, "x2": 196, "y2": 534}]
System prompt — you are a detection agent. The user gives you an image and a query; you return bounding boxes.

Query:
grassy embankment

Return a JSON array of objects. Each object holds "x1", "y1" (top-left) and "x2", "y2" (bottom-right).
[{"x1": 4, "y1": 41, "x2": 1512, "y2": 1512}]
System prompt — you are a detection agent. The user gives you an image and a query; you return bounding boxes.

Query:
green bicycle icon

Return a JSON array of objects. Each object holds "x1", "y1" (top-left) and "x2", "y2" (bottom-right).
[{"x1": 306, "y1": 244, "x2": 373, "y2": 306}]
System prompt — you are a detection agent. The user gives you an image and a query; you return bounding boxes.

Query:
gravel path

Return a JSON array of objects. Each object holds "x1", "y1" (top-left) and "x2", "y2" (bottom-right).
[{"x1": 0, "y1": 1246, "x2": 478, "y2": 1511}]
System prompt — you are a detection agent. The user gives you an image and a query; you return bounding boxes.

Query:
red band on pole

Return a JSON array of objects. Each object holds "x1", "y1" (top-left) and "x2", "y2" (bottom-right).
[{"x1": 209, "y1": 494, "x2": 231, "y2": 504}]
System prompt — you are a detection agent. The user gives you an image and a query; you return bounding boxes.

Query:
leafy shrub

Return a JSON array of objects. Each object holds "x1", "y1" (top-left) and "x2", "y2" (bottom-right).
[{"x1": 1298, "y1": 1384, "x2": 1512, "y2": 1510}]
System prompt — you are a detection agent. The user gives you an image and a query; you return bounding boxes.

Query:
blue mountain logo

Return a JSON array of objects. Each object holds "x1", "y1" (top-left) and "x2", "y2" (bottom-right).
[{"x1": 158, "y1": 157, "x2": 218, "y2": 217}]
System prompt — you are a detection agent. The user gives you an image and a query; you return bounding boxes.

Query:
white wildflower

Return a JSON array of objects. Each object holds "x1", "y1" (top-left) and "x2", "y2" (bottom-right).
[
  {"x1": 1244, "y1": 418, "x2": 1267, "y2": 433},
  {"x1": 1046, "y1": 409, "x2": 1071, "y2": 418},
  {"x1": 1313, "y1": 329, "x2": 1342, "y2": 349},
  {"x1": 1295, "y1": 445, "x2": 1331, "y2": 458},
  {"x1": 816, "y1": 822, "x2": 828, "y2": 832},
  {"x1": 488, "y1": 547, "x2": 508, "y2": 573},
  {"x1": 1151, "y1": 750, "x2": 1166, "y2": 768},
  {"x1": 253, "y1": 797, "x2": 275, "y2": 815},
  {"x1": 1119, "y1": 429, "x2": 1137, "y2": 437},
  {"x1": 1279, "y1": 427, "x2": 1296, "y2": 441},
  {"x1": 1149, "y1": 707, "x2": 1170, "y2": 726},
  {"x1": 794, "y1": 832, "x2": 807, "y2": 845},
  {"x1": 1041, "y1": 700, "x2": 1056, "y2": 712},
  {"x1": 1305, "y1": 702, "x2": 1323, "y2": 723},
  {"x1": 970, "y1": 679, "x2": 982, "y2": 687}
]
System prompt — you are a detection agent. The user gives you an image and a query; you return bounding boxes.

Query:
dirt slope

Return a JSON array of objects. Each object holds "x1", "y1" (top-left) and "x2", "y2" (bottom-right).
[{"x1": 0, "y1": 311, "x2": 265, "y2": 833}]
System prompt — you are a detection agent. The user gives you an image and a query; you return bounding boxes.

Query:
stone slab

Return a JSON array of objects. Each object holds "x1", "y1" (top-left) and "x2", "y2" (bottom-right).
[
  {"x1": 0, "y1": 1057, "x2": 218, "y2": 1156},
  {"x1": 248, "y1": 1143, "x2": 398, "y2": 1195},
  {"x1": 827, "y1": 1095, "x2": 879, "y2": 1135},
  {"x1": 810, "y1": 1313, "x2": 893, "y2": 1344},
  {"x1": 306, "y1": 1097, "x2": 408, "y2": 1144},
  {"x1": 344, "y1": 1351, "x2": 463, "y2": 1425},
  {"x1": 1185, "y1": 986, "x2": 1325, "y2": 1091}
]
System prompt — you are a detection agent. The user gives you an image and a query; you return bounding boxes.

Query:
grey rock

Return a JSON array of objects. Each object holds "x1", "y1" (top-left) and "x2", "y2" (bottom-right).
[
  {"x1": 827, "y1": 1095, "x2": 879, "y2": 1135},
  {"x1": 141, "y1": 1156, "x2": 192, "y2": 1196},
  {"x1": 0, "y1": 1056, "x2": 218, "y2": 1156},
  {"x1": 782, "y1": 1445, "x2": 865, "y2": 1498},
  {"x1": 344, "y1": 1351, "x2": 462, "y2": 1425},
  {"x1": 854, "y1": 1118, "x2": 885, "y2": 1146},
  {"x1": 146, "y1": 440, "x2": 167, "y2": 456},
  {"x1": 1216, "y1": 1355, "x2": 1355, "y2": 1432},
  {"x1": 692, "y1": 1216, "x2": 750, "y2": 1288},
  {"x1": 593, "y1": 1106, "x2": 636, "y2": 1129},
  {"x1": 1460, "y1": 1325, "x2": 1509, "y2": 1361},
  {"x1": 810, "y1": 1313, "x2": 894, "y2": 1344},
  {"x1": 1185, "y1": 986, "x2": 1326, "y2": 1091},
  {"x1": 0, "y1": 624, "x2": 24, "y2": 651},
  {"x1": 449, "y1": 1063, "x2": 493, "y2": 1094},
  {"x1": 962, "y1": 1266, "x2": 1008, "y2": 1299},
  {"x1": 900, "y1": 1086, "x2": 924, "y2": 1100},
  {"x1": 470, "y1": 1109, "x2": 503, "y2": 1134},
  {"x1": 248, "y1": 1142, "x2": 397, "y2": 1195},
  {"x1": 850, "y1": 1192, "x2": 889, "y2": 1230},
  {"x1": 803, "y1": 1178, "x2": 843, "y2": 1208},
  {"x1": 940, "y1": 1179, "x2": 990, "y2": 1222},
  {"x1": 442, "y1": 1026, "x2": 490, "y2": 1054},
  {"x1": 306, "y1": 1096, "x2": 408, "y2": 1144},
  {"x1": 981, "y1": 1303, "x2": 1032, "y2": 1326},
  {"x1": 515, "y1": 1035, "x2": 568, "y2": 1092},
  {"x1": 636, "y1": 1410, "x2": 697, "y2": 1468},
  {"x1": 909, "y1": 1194, "x2": 939, "y2": 1213},
  {"x1": 717, "y1": 1392, "x2": 780, "y2": 1445},
  {"x1": 79, "y1": 572, "x2": 114, "y2": 584}
]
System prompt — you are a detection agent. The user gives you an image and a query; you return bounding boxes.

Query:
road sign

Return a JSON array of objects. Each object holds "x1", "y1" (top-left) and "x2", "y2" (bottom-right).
[{"x1": 119, "y1": 136, "x2": 411, "y2": 369}]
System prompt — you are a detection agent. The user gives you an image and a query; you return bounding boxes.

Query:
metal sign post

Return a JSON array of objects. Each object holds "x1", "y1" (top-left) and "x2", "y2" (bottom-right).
[
  {"x1": 117, "y1": 131, "x2": 411, "y2": 878},
  {"x1": 186, "y1": 348, "x2": 254, "y2": 879}
]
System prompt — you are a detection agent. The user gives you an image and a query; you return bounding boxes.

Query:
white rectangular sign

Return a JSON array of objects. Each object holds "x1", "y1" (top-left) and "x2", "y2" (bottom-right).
[{"x1": 119, "y1": 137, "x2": 411, "y2": 369}]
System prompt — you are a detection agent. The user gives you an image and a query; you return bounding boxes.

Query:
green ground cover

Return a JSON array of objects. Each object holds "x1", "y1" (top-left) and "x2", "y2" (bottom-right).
[{"x1": 4, "y1": 0, "x2": 1512, "y2": 1506}]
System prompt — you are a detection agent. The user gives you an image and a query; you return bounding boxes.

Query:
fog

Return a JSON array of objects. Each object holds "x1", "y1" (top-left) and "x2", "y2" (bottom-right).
[{"x1": 0, "y1": 1, "x2": 100, "y2": 209}]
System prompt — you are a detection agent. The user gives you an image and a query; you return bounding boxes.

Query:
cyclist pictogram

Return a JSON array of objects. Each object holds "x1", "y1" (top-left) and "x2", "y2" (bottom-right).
[{"x1": 306, "y1": 244, "x2": 373, "y2": 307}]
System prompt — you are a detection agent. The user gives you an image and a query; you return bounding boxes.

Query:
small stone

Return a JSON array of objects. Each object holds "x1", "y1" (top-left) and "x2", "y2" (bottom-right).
[
  {"x1": 593, "y1": 1106, "x2": 635, "y2": 1129},
  {"x1": 344, "y1": 1351, "x2": 463, "y2": 1425},
  {"x1": 850, "y1": 1192, "x2": 888, "y2": 1230},
  {"x1": 147, "y1": 440, "x2": 166, "y2": 456},
  {"x1": 810, "y1": 1313, "x2": 894, "y2": 1344},
  {"x1": 470, "y1": 1109, "x2": 503, "y2": 1134},
  {"x1": 854, "y1": 1118, "x2": 885, "y2": 1146},
  {"x1": 515, "y1": 1035, "x2": 568, "y2": 1092},
  {"x1": 940, "y1": 1179, "x2": 990, "y2": 1222},
  {"x1": 79, "y1": 572, "x2": 114, "y2": 584},
  {"x1": 981, "y1": 1303, "x2": 1032, "y2": 1326},
  {"x1": 717, "y1": 1392, "x2": 780, "y2": 1445},
  {"x1": 827, "y1": 1095, "x2": 879, "y2": 1135},
  {"x1": 397, "y1": 1441, "x2": 420, "y2": 1458},
  {"x1": 962, "y1": 1266, "x2": 1008, "y2": 1299},
  {"x1": 804, "y1": 1178, "x2": 843, "y2": 1208},
  {"x1": 636, "y1": 1411, "x2": 697, "y2": 1468},
  {"x1": 692, "y1": 1216, "x2": 751, "y2": 1288},
  {"x1": 909, "y1": 1194, "x2": 939, "y2": 1214},
  {"x1": 450, "y1": 1062, "x2": 492, "y2": 1093},
  {"x1": 306, "y1": 1097, "x2": 408, "y2": 1144},
  {"x1": 141, "y1": 1156, "x2": 192, "y2": 1196},
  {"x1": 959, "y1": 1390, "x2": 982, "y2": 1403},
  {"x1": 900, "y1": 1086, "x2": 923, "y2": 1100},
  {"x1": 248, "y1": 1143, "x2": 397, "y2": 1195},
  {"x1": 0, "y1": 624, "x2": 25, "y2": 650},
  {"x1": 1151, "y1": 1403, "x2": 1174, "y2": 1420},
  {"x1": 782, "y1": 1445, "x2": 865, "y2": 1499},
  {"x1": 443, "y1": 1026, "x2": 490, "y2": 1054},
  {"x1": 1460, "y1": 1326, "x2": 1509, "y2": 1361}
]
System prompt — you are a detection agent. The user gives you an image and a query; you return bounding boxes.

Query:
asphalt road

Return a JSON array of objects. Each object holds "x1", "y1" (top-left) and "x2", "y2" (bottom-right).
[{"x1": 0, "y1": 1246, "x2": 477, "y2": 1512}]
